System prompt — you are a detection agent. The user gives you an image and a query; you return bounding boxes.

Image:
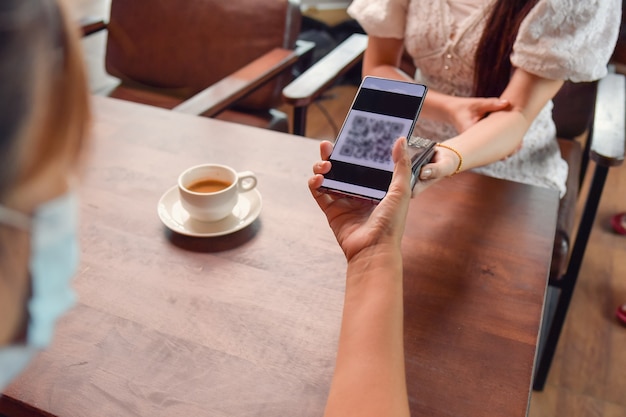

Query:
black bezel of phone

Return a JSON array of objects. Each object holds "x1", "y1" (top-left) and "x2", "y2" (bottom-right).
[{"x1": 320, "y1": 76, "x2": 429, "y2": 203}]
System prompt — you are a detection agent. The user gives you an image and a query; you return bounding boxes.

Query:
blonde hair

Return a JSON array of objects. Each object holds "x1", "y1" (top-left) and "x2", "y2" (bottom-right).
[{"x1": 0, "y1": 0, "x2": 90, "y2": 202}]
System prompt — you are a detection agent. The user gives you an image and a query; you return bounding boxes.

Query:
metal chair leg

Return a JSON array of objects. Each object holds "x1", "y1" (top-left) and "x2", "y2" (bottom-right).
[
  {"x1": 293, "y1": 106, "x2": 308, "y2": 136},
  {"x1": 533, "y1": 165, "x2": 609, "y2": 391}
]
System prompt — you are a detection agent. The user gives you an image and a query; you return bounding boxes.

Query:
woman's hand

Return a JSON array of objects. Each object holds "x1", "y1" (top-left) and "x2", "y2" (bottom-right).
[
  {"x1": 419, "y1": 144, "x2": 461, "y2": 181},
  {"x1": 309, "y1": 137, "x2": 412, "y2": 262},
  {"x1": 443, "y1": 95, "x2": 510, "y2": 133}
]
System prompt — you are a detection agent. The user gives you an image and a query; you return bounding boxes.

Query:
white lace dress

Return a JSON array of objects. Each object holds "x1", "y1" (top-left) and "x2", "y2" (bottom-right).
[{"x1": 348, "y1": 0, "x2": 621, "y2": 197}]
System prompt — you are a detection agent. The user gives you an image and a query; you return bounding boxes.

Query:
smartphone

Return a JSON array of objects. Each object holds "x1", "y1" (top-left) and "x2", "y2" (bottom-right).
[{"x1": 320, "y1": 76, "x2": 430, "y2": 202}]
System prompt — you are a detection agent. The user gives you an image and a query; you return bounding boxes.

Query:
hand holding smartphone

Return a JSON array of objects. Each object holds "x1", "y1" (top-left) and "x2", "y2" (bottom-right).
[{"x1": 321, "y1": 76, "x2": 433, "y2": 203}]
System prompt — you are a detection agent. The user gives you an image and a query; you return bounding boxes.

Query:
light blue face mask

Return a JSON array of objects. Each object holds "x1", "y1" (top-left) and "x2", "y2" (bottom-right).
[{"x1": 0, "y1": 192, "x2": 78, "y2": 391}]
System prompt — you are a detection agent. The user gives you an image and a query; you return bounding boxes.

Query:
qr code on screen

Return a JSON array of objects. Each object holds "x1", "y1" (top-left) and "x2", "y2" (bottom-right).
[{"x1": 337, "y1": 115, "x2": 404, "y2": 164}]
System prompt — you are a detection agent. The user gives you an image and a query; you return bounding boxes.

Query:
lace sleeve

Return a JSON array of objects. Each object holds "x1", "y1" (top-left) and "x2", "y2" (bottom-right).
[
  {"x1": 511, "y1": 0, "x2": 621, "y2": 82},
  {"x1": 347, "y1": 0, "x2": 410, "y2": 39}
]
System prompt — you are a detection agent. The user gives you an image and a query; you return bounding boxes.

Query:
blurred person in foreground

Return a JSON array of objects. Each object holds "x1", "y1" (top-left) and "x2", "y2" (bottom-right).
[{"x1": 0, "y1": 0, "x2": 90, "y2": 390}]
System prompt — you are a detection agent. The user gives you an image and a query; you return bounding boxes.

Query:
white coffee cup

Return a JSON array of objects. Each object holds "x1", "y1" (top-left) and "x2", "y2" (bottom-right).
[{"x1": 178, "y1": 164, "x2": 257, "y2": 222}]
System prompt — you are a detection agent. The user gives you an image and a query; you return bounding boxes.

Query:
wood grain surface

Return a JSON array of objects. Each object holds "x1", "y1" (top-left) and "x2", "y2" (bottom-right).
[{"x1": 0, "y1": 96, "x2": 559, "y2": 417}]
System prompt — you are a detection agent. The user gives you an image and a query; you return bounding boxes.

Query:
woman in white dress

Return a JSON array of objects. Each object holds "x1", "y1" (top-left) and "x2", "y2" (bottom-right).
[
  {"x1": 347, "y1": 0, "x2": 621, "y2": 197},
  {"x1": 306, "y1": 2, "x2": 621, "y2": 416}
]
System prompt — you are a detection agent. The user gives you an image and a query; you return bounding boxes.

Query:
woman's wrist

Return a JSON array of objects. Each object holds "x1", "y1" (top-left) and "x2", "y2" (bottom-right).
[
  {"x1": 346, "y1": 243, "x2": 403, "y2": 281},
  {"x1": 422, "y1": 90, "x2": 456, "y2": 124},
  {"x1": 436, "y1": 143, "x2": 463, "y2": 176},
  {"x1": 368, "y1": 65, "x2": 414, "y2": 82}
]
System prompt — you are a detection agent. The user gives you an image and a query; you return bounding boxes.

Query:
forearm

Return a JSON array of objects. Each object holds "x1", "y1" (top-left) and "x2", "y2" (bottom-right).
[
  {"x1": 362, "y1": 35, "x2": 456, "y2": 126},
  {"x1": 364, "y1": 64, "x2": 454, "y2": 125},
  {"x1": 366, "y1": 64, "x2": 413, "y2": 83},
  {"x1": 420, "y1": 89, "x2": 460, "y2": 124},
  {"x1": 324, "y1": 246, "x2": 409, "y2": 417},
  {"x1": 442, "y1": 70, "x2": 564, "y2": 172},
  {"x1": 444, "y1": 109, "x2": 528, "y2": 170}
]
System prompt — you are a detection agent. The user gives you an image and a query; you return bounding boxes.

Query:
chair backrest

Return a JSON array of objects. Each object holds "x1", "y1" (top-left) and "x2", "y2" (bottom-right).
[
  {"x1": 551, "y1": 81, "x2": 598, "y2": 140},
  {"x1": 547, "y1": 81, "x2": 600, "y2": 282},
  {"x1": 105, "y1": 0, "x2": 301, "y2": 110},
  {"x1": 533, "y1": 71, "x2": 625, "y2": 391}
]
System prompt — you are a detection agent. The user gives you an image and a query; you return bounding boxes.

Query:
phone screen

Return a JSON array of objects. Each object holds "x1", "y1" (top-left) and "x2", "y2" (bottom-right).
[{"x1": 321, "y1": 76, "x2": 427, "y2": 201}]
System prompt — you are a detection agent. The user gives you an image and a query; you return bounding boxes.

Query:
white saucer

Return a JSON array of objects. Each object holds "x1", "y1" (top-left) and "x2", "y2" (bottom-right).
[{"x1": 157, "y1": 186, "x2": 262, "y2": 237}]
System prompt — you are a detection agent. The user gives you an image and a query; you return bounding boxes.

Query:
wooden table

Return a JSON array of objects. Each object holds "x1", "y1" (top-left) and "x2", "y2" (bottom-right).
[{"x1": 0, "y1": 96, "x2": 558, "y2": 417}]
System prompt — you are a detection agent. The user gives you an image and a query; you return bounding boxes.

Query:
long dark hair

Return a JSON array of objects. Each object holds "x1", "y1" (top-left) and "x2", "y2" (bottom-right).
[
  {"x1": 0, "y1": 0, "x2": 90, "y2": 201},
  {"x1": 473, "y1": 0, "x2": 539, "y2": 97}
]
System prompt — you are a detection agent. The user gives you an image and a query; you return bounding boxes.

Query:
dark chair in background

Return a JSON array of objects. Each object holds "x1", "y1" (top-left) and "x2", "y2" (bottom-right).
[
  {"x1": 283, "y1": 35, "x2": 626, "y2": 390},
  {"x1": 533, "y1": 5, "x2": 626, "y2": 389},
  {"x1": 533, "y1": 74, "x2": 625, "y2": 390},
  {"x1": 282, "y1": 33, "x2": 417, "y2": 136},
  {"x1": 86, "y1": 0, "x2": 313, "y2": 132},
  {"x1": 282, "y1": 33, "x2": 367, "y2": 136}
]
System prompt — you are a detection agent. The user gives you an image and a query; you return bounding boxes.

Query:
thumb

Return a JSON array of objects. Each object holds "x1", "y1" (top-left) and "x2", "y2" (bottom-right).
[
  {"x1": 482, "y1": 98, "x2": 510, "y2": 112},
  {"x1": 419, "y1": 160, "x2": 449, "y2": 181},
  {"x1": 390, "y1": 137, "x2": 411, "y2": 193}
]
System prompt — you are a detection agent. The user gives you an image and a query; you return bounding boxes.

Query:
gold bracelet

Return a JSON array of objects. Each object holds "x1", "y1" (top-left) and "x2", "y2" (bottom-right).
[{"x1": 436, "y1": 143, "x2": 463, "y2": 176}]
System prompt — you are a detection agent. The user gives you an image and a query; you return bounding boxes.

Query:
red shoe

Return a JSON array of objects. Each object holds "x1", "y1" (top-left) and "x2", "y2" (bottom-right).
[
  {"x1": 617, "y1": 304, "x2": 626, "y2": 326},
  {"x1": 610, "y1": 212, "x2": 626, "y2": 235}
]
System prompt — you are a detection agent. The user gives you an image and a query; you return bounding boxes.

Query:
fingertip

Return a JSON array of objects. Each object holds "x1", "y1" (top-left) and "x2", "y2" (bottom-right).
[
  {"x1": 420, "y1": 167, "x2": 433, "y2": 180},
  {"x1": 392, "y1": 137, "x2": 409, "y2": 165},
  {"x1": 308, "y1": 173, "x2": 324, "y2": 191},
  {"x1": 313, "y1": 160, "x2": 331, "y2": 175},
  {"x1": 320, "y1": 141, "x2": 334, "y2": 160}
]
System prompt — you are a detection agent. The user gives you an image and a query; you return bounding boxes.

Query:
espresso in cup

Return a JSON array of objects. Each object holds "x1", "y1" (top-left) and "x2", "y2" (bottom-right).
[
  {"x1": 178, "y1": 164, "x2": 257, "y2": 222},
  {"x1": 186, "y1": 178, "x2": 231, "y2": 193}
]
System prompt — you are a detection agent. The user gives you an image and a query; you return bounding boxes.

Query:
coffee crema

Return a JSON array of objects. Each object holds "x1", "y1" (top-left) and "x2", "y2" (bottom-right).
[{"x1": 186, "y1": 178, "x2": 232, "y2": 193}]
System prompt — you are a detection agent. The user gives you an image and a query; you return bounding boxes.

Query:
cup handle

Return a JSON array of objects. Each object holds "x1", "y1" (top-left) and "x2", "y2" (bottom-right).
[{"x1": 237, "y1": 171, "x2": 257, "y2": 192}]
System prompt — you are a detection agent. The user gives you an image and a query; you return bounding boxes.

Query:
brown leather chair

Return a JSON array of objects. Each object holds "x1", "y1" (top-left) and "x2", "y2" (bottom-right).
[
  {"x1": 85, "y1": 0, "x2": 313, "y2": 132},
  {"x1": 283, "y1": 35, "x2": 625, "y2": 390}
]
